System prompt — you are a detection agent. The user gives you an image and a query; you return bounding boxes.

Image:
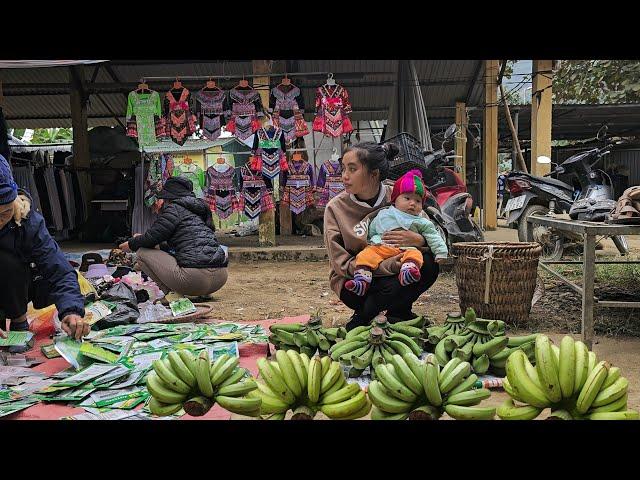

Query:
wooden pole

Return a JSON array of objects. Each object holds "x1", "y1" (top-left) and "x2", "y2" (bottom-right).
[
  {"x1": 499, "y1": 83, "x2": 528, "y2": 173},
  {"x1": 531, "y1": 60, "x2": 553, "y2": 176},
  {"x1": 69, "y1": 66, "x2": 90, "y2": 169},
  {"x1": 455, "y1": 101, "x2": 467, "y2": 184},
  {"x1": 483, "y1": 60, "x2": 499, "y2": 230},
  {"x1": 253, "y1": 60, "x2": 276, "y2": 247}
]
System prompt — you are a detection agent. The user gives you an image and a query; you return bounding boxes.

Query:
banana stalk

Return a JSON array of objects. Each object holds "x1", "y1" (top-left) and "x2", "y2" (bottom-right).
[{"x1": 183, "y1": 396, "x2": 213, "y2": 417}]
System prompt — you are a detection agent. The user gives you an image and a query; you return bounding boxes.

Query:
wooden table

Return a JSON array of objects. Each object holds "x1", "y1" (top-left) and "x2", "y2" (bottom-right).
[{"x1": 527, "y1": 216, "x2": 640, "y2": 348}]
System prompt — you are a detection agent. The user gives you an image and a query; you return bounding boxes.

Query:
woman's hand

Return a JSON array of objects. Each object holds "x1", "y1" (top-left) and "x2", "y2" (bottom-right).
[
  {"x1": 61, "y1": 314, "x2": 91, "y2": 340},
  {"x1": 381, "y1": 230, "x2": 426, "y2": 248},
  {"x1": 118, "y1": 241, "x2": 131, "y2": 252}
]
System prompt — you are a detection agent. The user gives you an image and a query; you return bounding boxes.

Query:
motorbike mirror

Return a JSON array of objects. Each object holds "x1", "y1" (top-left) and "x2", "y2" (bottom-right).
[
  {"x1": 444, "y1": 124, "x2": 457, "y2": 140},
  {"x1": 596, "y1": 124, "x2": 608, "y2": 141},
  {"x1": 536, "y1": 155, "x2": 552, "y2": 165}
]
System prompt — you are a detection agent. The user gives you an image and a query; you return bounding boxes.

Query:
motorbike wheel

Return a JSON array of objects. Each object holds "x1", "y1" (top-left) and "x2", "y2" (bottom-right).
[{"x1": 518, "y1": 204, "x2": 564, "y2": 261}]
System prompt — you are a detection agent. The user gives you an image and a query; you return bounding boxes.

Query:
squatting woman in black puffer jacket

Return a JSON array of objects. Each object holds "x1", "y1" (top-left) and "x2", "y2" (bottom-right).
[{"x1": 119, "y1": 176, "x2": 228, "y2": 297}]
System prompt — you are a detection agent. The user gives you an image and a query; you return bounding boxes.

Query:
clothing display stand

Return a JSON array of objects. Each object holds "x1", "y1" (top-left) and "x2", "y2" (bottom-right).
[{"x1": 129, "y1": 71, "x2": 353, "y2": 243}]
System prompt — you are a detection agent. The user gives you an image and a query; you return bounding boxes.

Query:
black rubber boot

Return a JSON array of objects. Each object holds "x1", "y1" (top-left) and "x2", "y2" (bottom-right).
[{"x1": 345, "y1": 313, "x2": 368, "y2": 332}]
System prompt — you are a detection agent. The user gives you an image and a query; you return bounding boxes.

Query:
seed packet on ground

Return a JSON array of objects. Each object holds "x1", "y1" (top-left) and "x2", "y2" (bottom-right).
[
  {"x1": 84, "y1": 300, "x2": 116, "y2": 326},
  {"x1": 169, "y1": 298, "x2": 197, "y2": 317},
  {"x1": 46, "y1": 363, "x2": 120, "y2": 389},
  {"x1": 0, "y1": 331, "x2": 35, "y2": 347},
  {"x1": 0, "y1": 399, "x2": 39, "y2": 417},
  {"x1": 206, "y1": 341, "x2": 240, "y2": 360},
  {"x1": 61, "y1": 408, "x2": 140, "y2": 420},
  {"x1": 41, "y1": 343, "x2": 61, "y2": 359},
  {"x1": 54, "y1": 337, "x2": 93, "y2": 370},
  {"x1": 36, "y1": 385, "x2": 97, "y2": 403},
  {"x1": 84, "y1": 386, "x2": 148, "y2": 409},
  {"x1": 91, "y1": 364, "x2": 132, "y2": 387},
  {"x1": 79, "y1": 342, "x2": 120, "y2": 364}
]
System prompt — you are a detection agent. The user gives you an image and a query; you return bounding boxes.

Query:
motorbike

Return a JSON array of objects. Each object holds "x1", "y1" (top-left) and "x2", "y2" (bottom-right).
[
  {"x1": 505, "y1": 126, "x2": 628, "y2": 261},
  {"x1": 385, "y1": 124, "x2": 484, "y2": 248}
]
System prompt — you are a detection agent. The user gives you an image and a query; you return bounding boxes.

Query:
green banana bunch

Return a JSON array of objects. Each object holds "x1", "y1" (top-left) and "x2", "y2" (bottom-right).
[
  {"x1": 500, "y1": 334, "x2": 638, "y2": 421},
  {"x1": 420, "y1": 310, "x2": 538, "y2": 376},
  {"x1": 269, "y1": 313, "x2": 347, "y2": 357},
  {"x1": 254, "y1": 349, "x2": 370, "y2": 420},
  {"x1": 145, "y1": 349, "x2": 259, "y2": 418},
  {"x1": 331, "y1": 323, "x2": 424, "y2": 377},
  {"x1": 368, "y1": 352, "x2": 495, "y2": 420}
]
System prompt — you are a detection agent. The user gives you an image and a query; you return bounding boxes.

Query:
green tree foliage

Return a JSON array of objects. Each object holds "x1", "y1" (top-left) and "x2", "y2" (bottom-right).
[
  {"x1": 553, "y1": 60, "x2": 640, "y2": 104},
  {"x1": 31, "y1": 128, "x2": 73, "y2": 144}
]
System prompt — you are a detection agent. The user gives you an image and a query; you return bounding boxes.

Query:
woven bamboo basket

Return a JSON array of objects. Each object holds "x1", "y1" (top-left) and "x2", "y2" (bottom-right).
[{"x1": 451, "y1": 242, "x2": 542, "y2": 323}]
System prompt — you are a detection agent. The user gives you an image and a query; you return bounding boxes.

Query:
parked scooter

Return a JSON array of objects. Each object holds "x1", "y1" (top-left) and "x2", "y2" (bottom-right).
[
  {"x1": 505, "y1": 126, "x2": 628, "y2": 260},
  {"x1": 419, "y1": 125, "x2": 484, "y2": 248}
]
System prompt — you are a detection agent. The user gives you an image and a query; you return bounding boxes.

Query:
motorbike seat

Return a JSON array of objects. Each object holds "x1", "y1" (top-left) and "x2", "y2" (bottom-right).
[{"x1": 513, "y1": 173, "x2": 572, "y2": 191}]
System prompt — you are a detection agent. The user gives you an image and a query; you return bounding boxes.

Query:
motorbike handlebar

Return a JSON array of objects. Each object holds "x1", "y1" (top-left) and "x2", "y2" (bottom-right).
[{"x1": 545, "y1": 166, "x2": 565, "y2": 177}]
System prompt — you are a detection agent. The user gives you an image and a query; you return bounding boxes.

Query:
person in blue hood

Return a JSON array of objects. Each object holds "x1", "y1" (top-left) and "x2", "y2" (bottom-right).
[{"x1": 0, "y1": 152, "x2": 89, "y2": 341}]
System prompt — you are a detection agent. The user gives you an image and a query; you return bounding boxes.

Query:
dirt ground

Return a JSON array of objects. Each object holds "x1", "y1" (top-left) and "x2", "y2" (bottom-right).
[{"x1": 213, "y1": 260, "x2": 640, "y2": 419}]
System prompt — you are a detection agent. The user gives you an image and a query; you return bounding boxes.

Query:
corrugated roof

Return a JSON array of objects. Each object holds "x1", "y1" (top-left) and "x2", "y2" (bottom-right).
[
  {"x1": 1, "y1": 60, "x2": 486, "y2": 128},
  {"x1": 494, "y1": 103, "x2": 640, "y2": 143}
]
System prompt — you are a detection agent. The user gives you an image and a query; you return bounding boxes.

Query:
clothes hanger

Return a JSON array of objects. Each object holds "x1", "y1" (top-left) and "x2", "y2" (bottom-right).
[
  {"x1": 325, "y1": 73, "x2": 336, "y2": 86},
  {"x1": 238, "y1": 74, "x2": 249, "y2": 88},
  {"x1": 172, "y1": 77, "x2": 183, "y2": 90},
  {"x1": 204, "y1": 77, "x2": 220, "y2": 91},
  {"x1": 330, "y1": 147, "x2": 340, "y2": 162},
  {"x1": 183, "y1": 155, "x2": 193, "y2": 164},
  {"x1": 136, "y1": 78, "x2": 150, "y2": 93},
  {"x1": 262, "y1": 113, "x2": 275, "y2": 129},
  {"x1": 292, "y1": 152, "x2": 303, "y2": 161},
  {"x1": 279, "y1": 73, "x2": 291, "y2": 87}
]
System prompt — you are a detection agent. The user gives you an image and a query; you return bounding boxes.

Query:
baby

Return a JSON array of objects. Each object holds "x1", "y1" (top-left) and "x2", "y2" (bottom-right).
[{"x1": 345, "y1": 169, "x2": 448, "y2": 296}]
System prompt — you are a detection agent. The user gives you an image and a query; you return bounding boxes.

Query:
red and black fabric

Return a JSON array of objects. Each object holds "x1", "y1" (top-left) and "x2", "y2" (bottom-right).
[
  {"x1": 312, "y1": 84, "x2": 353, "y2": 138},
  {"x1": 164, "y1": 87, "x2": 197, "y2": 146}
]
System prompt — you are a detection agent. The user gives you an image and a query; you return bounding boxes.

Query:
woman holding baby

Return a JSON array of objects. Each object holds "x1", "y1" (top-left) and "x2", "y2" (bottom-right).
[{"x1": 323, "y1": 142, "x2": 447, "y2": 331}]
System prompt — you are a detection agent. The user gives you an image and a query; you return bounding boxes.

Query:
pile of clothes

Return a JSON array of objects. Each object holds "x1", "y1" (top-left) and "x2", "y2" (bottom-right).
[{"x1": 77, "y1": 249, "x2": 165, "y2": 329}]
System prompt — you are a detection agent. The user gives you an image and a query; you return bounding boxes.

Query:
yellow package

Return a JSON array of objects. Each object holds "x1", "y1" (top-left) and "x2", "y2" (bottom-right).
[{"x1": 77, "y1": 270, "x2": 97, "y2": 296}]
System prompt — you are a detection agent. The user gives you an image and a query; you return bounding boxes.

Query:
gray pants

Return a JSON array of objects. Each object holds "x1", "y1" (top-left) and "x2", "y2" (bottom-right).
[{"x1": 136, "y1": 248, "x2": 228, "y2": 297}]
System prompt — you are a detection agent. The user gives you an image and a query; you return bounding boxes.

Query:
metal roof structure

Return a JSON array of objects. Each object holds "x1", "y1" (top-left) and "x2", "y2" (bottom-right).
[
  {"x1": 0, "y1": 60, "x2": 487, "y2": 129},
  {"x1": 492, "y1": 103, "x2": 640, "y2": 146}
]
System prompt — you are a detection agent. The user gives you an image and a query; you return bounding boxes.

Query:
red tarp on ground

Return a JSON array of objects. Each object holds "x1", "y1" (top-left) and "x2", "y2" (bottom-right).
[{"x1": 7, "y1": 315, "x2": 309, "y2": 420}]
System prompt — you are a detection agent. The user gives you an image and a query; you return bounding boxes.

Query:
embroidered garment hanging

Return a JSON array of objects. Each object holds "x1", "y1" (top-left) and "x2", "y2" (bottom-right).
[
  {"x1": 281, "y1": 159, "x2": 315, "y2": 214},
  {"x1": 172, "y1": 162, "x2": 206, "y2": 198},
  {"x1": 250, "y1": 126, "x2": 288, "y2": 179},
  {"x1": 194, "y1": 89, "x2": 229, "y2": 141},
  {"x1": 270, "y1": 84, "x2": 308, "y2": 143},
  {"x1": 144, "y1": 153, "x2": 175, "y2": 207},
  {"x1": 312, "y1": 84, "x2": 354, "y2": 137},
  {"x1": 204, "y1": 163, "x2": 240, "y2": 220},
  {"x1": 315, "y1": 158, "x2": 345, "y2": 207},
  {"x1": 164, "y1": 87, "x2": 197, "y2": 146},
  {"x1": 239, "y1": 169, "x2": 275, "y2": 219},
  {"x1": 226, "y1": 87, "x2": 264, "y2": 141},
  {"x1": 126, "y1": 90, "x2": 166, "y2": 147}
]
